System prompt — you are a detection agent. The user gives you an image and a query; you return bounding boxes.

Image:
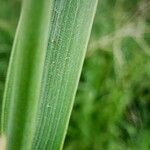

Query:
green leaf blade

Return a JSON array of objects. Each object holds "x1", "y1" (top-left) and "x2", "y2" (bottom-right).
[
  {"x1": 2, "y1": 0, "x2": 53, "y2": 149},
  {"x1": 2, "y1": 0, "x2": 98, "y2": 149},
  {"x1": 32, "y1": 0, "x2": 98, "y2": 149}
]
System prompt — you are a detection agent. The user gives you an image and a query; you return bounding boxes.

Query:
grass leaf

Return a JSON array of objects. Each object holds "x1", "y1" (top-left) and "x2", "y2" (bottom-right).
[{"x1": 1, "y1": 0, "x2": 98, "y2": 149}]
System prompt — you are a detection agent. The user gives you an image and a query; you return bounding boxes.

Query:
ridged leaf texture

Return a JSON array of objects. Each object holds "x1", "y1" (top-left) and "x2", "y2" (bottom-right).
[{"x1": 1, "y1": 0, "x2": 98, "y2": 149}]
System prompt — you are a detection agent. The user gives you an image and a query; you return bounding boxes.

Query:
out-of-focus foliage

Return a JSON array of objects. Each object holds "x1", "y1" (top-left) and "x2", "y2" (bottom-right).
[
  {"x1": 65, "y1": 0, "x2": 150, "y2": 150},
  {"x1": 0, "y1": 0, "x2": 20, "y2": 112},
  {"x1": 0, "y1": 0, "x2": 150, "y2": 149}
]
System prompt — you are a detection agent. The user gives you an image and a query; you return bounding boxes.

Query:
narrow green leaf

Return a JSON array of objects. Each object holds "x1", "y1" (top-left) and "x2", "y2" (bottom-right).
[
  {"x1": 2, "y1": 0, "x2": 98, "y2": 150},
  {"x1": 33, "y1": 1, "x2": 98, "y2": 149},
  {"x1": 1, "y1": 0, "x2": 53, "y2": 149}
]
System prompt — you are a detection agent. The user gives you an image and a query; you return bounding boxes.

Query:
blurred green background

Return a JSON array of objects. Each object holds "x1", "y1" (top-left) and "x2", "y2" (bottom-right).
[{"x1": 0, "y1": 0, "x2": 150, "y2": 149}]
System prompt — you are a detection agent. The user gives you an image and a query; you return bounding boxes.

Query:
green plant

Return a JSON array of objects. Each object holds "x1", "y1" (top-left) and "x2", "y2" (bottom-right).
[{"x1": 1, "y1": 0, "x2": 98, "y2": 149}]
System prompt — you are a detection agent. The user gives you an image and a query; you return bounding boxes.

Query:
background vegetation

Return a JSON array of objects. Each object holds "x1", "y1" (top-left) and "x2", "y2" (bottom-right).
[{"x1": 0, "y1": 0, "x2": 150, "y2": 149}]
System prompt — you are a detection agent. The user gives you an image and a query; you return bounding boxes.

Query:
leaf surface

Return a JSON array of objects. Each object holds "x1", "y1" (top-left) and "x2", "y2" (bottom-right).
[{"x1": 2, "y1": 0, "x2": 98, "y2": 149}]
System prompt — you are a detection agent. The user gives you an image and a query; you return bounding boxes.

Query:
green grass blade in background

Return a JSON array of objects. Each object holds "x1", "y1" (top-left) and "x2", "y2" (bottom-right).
[
  {"x1": 1, "y1": 0, "x2": 98, "y2": 149},
  {"x1": 1, "y1": 0, "x2": 53, "y2": 149},
  {"x1": 32, "y1": 1, "x2": 98, "y2": 149}
]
